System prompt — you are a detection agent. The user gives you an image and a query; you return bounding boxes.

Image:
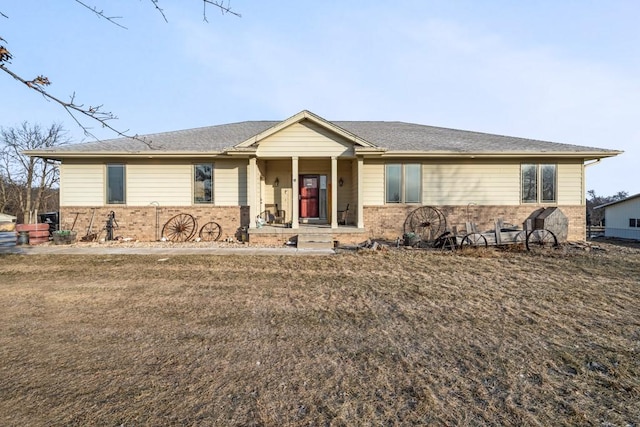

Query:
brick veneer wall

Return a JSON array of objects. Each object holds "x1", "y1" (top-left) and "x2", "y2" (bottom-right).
[
  {"x1": 61, "y1": 204, "x2": 585, "y2": 244},
  {"x1": 60, "y1": 206, "x2": 250, "y2": 241},
  {"x1": 363, "y1": 205, "x2": 586, "y2": 242}
]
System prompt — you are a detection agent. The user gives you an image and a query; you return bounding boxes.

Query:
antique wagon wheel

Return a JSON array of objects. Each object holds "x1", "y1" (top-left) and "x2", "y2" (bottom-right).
[
  {"x1": 460, "y1": 232, "x2": 488, "y2": 249},
  {"x1": 404, "y1": 206, "x2": 446, "y2": 243},
  {"x1": 526, "y1": 229, "x2": 558, "y2": 252},
  {"x1": 162, "y1": 213, "x2": 197, "y2": 242},
  {"x1": 514, "y1": 230, "x2": 527, "y2": 247},
  {"x1": 199, "y1": 221, "x2": 222, "y2": 242}
]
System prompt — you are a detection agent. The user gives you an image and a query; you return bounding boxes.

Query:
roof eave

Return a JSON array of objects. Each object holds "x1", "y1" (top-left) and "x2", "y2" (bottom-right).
[
  {"x1": 376, "y1": 150, "x2": 623, "y2": 159},
  {"x1": 23, "y1": 150, "x2": 226, "y2": 160}
]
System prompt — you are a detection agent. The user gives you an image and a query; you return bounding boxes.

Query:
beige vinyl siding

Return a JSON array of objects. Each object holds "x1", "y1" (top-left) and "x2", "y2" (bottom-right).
[
  {"x1": 299, "y1": 159, "x2": 331, "y2": 175},
  {"x1": 127, "y1": 164, "x2": 192, "y2": 206},
  {"x1": 363, "y1": 160, "x2": 522, "y2": 206},
  {"x1": 423, "y1": 162, "x2": 520, "y2": 205},
  {"x1": 557, "y1": 162, "x2": 583, "y2": 205},
  {"x1": 215, "y1": 159, "x2": 248, "y2": 206},
  {"x1": 257, "y1": 122, "x2": 354, "y2": 158},
  {"x1": 60, "y1": 163, "x2": 104, "y2": 206},
  {"x1": 62, "y1": 159, "x2": 249, "y2": 207},
  {"x1": 362, "y1": 160, "x2": 385, "y2": 205},
  {"x1": 261, "y1": 160, "x2": 291, "y2": 213}
]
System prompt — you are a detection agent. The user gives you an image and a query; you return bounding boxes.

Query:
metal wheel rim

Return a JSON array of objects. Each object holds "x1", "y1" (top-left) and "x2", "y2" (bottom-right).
[
  {"x1": 199, "y1": 221, "x2": 222, "y2": 242},
  {"x1": 526, "y1": 229, "x2": 558, "y2": 251},
  {"x1": 514, "y1": 230, "x2": 527, "y2": 246},
  {"x1": 461, "y1": 232, "x2": 488, "y2": 249},
  {"x1": 405, "y1": 206, "x2": 446, "y2": 242},
  {"x1": 162, "y1": 213, "x2": 197, "y2": 242}
]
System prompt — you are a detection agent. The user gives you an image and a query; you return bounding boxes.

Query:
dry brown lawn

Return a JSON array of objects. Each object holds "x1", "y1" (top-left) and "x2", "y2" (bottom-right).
[{"x1": 0, "y1": 244, "x2": 639, "y2": 426}]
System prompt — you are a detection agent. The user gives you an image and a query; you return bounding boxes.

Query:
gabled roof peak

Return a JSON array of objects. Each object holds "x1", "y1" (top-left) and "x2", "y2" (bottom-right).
[{"x1": 232, "y1": 109, "x2": 377, "y2": 149}]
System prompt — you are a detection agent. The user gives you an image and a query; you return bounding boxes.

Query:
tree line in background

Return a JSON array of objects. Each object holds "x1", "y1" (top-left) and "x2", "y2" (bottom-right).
[
  {"x1": 0, "y1": 123, "x2": 66, "y2": 223},
  {"x1": 586, "y1": 189, "x2": 628, "y2": 226},
  {"x1": 0, "y1": 122, "x2": 629, "y2": 228}
]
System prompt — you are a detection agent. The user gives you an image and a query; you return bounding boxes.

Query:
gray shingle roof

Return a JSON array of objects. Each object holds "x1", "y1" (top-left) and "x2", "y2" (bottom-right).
[{"x1": 38, "y1": 119, "x2": 618, "y2": 155}]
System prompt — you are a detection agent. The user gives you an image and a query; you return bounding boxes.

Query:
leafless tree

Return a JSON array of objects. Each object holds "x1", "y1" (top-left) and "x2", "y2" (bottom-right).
[
  {"x1": 586, "y1": 189, "x2": 629, "y2": 226},
  {"x1": 0, "y1": 1, "x2": 240, "y2": 143},
  {"x1": 0, "y1": 123, "x2": 69, "y2": 222}
]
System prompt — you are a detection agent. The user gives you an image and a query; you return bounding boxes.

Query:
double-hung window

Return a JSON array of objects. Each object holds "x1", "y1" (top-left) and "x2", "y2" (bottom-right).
[
  {"x1": 106, "y1": 164, "x2": 126, "y2": 204},
  {"x1": 385, "y1": 163, "x2": 421, "y2": 203},
  {"x1": 521, "y1": 164, "x2": 557, "y2": 203},
  {"x1": 194, "y1": 163, "x2": 213, "y2": 204}
]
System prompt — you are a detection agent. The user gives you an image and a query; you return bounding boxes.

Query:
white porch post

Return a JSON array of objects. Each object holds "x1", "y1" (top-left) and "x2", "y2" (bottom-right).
[
  {"x1": 331, "y1": 156, "x2": 338, "y2": 228},
  {"x1": 291, "y1": 157, "x2": 299, "y2": 229},
  {"x1": 357, "y1": 156, "x2": 364, "y2": 228},
  {"x1": 248, "y1": 156, "x2": 258, "y2": 229}
]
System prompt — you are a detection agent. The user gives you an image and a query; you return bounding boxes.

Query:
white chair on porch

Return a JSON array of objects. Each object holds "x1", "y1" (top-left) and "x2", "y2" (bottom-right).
[{"x1": 337, "y1": 204, "x2": 350, "y2": 225}]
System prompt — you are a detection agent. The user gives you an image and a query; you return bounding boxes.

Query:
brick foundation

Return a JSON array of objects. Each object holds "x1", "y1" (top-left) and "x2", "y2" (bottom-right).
[
  {"x1": 60, "y1": 206, "x2": 250, "y2": 242},
  {"x1": 364, "y1": 205, "x2": 586, "y2": 242},
  {"x1": 61, "y1": 204, "x2": 586, "y2": 244}
]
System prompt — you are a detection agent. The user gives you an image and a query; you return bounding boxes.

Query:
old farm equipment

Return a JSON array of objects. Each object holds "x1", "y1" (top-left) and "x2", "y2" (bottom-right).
[
  {"x1": 455, "y1": 208, "x2": 565, "y2": 251},
  {"x1": 403, "y1": 206, "x2": 447, "y2": 246},
  {"x1": 161, "y1": 213, "x2": 222, "y2": 242},
  {"x1": 406, "y1": 206, "x2": 565, "y2": 251}
]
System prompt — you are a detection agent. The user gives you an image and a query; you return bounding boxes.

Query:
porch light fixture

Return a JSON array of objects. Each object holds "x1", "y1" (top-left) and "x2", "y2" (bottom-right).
[
  {"x1": 274, "y1": 177, "x2": 279, "y2": 187},
  {"x1": 339, "y1": 177, "x2": 344, "y2": 187}
]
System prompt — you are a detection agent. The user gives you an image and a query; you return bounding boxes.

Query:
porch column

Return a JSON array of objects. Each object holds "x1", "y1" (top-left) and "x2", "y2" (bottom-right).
[
  {"x1": 248, "y1": 156, "x2": 258, "y2": 229},
  {"x1": 291, "y1": 157, "x2": 299, "y2": 229},
  {"x1": 331, "y1": 156, "x2": 338, "y2": 228},
  {"x1": 357, "y1": 156, "x2": 364, "y2": 228}
]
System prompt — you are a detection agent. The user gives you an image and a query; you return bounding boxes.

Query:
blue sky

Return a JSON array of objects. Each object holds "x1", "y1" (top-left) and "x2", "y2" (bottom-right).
[{"x1": 2, "y1": 1, "x2": 638, "y2": 197}]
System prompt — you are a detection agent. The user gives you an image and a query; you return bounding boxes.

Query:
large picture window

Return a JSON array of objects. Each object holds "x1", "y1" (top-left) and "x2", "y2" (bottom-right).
[
  {"x1": 385, "y1": 163, "x2": 421, "y2": 203},
  {"x1": 106, "y1": 164, "x2": 125, "y2": 204},
  {"x1": 521, "y1": 164, "x2": 556, "y2": 203},
  {"x1": 194, "y1": 163, "x2": 213, "y2": 204}
]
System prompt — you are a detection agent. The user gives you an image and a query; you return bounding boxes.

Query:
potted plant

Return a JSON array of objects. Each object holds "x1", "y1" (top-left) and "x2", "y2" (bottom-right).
[{"x1": 52, "y1": 230, "x2": 77, "y2": 245}]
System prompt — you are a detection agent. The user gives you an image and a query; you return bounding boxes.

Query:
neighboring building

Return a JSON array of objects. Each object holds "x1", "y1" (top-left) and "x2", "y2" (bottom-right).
[
  {"x1": 25, "y1": 110, "x2": 621, "y2": 244},
  {"x1": 594, "y1": 193, "x2": 640, "y2": 240}
]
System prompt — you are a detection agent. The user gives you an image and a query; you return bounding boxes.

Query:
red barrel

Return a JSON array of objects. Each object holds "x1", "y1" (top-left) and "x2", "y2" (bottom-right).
[{"x1": 16, "y1": 223, "x2": 50, "y2": 245}]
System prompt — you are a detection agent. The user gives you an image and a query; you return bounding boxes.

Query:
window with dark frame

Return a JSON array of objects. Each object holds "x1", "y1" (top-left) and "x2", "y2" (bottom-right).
[
  {"x1": 630, "y1": 218, "x2": 639, "y2": 228},
  {"x1": 194, "y1": 163, "x2": 213, "y2": 204},
  {"x1": 385, "y1": 163, "x2": 421, "y2": 203},
  {"x1": 106, "y1": 164, "x2": 125, "y2": 204}
]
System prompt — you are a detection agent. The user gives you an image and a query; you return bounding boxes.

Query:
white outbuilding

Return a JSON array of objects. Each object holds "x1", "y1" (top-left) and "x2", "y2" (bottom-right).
[{"x1": 594, "y1": 193, "x2": 640, "y2": 240}]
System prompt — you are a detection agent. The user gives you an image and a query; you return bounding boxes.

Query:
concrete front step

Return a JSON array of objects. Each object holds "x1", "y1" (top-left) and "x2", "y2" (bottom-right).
[{"x1": 296, "y1": 233, "x2": 335, "y2": 250}]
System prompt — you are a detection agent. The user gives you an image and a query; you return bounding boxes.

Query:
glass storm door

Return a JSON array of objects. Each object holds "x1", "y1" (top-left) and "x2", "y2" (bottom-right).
[{"x1": 299, "y1": 175, "x2": 319, "y2": 218}]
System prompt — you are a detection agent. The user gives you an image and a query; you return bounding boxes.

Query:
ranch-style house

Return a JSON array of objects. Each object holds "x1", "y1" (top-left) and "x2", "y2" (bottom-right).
[{"x1": 25, "y1": 110, "x2": 621, "y2": 245}]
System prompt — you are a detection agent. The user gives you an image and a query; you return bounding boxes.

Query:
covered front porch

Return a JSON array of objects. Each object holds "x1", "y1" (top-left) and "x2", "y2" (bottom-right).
[{"x1": 247, "y1": 156, "x2": 365, "y2": 231}]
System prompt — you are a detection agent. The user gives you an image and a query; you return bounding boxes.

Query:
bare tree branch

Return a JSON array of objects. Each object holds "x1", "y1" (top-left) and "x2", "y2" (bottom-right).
[
  {"x1": 203, "y1": 0, "x2": 241, "y2": 21},
  {"x1": 73, "y1": 0, "x2": 127, "y2": 29},
  {"x1": 148, "y1": 0, "x2": 169, "y2": 23},
  {"x1": 0, "y1": 123, "x2": 68, "y2": 221},
  {"x1": 0, "y1": 1, "x2": 240, "y2": 147},
  {"x1": 0, "y1": 63, "x2": 152, "y2": 147}
]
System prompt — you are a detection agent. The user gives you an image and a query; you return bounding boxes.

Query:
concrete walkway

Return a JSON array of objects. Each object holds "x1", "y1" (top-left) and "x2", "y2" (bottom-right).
[{"x1": 2, "y1": 244, "x2": 336, "y2": 256}]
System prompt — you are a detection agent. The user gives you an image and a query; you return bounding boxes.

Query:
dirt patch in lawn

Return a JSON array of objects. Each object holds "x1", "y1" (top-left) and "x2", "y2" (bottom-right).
[{"x1": 0, "y1": 247, "x2": 639, "y2": 426}]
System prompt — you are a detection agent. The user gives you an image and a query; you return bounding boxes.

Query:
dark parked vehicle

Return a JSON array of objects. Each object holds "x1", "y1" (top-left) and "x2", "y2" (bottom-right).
[{"x1": 38, "y1": 211, "x2": 59, "y2": 236}]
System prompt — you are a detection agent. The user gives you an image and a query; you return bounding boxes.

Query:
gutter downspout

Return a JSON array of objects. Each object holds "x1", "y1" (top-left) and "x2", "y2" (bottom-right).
[
  {"x1": 583, "y1": 159, "x2": 602, "y2": 238},
  {"x1": 583, "y1": 159, "x2": 602, "y2": 202},
  {"x1": 584, "y1": 159, "x2": 601, "y2": 168}
]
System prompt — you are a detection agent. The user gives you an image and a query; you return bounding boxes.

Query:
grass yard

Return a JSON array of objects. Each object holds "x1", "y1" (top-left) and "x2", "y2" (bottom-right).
[{"x1": 0, "y1": 244, "x2": 639, "y2": 426}]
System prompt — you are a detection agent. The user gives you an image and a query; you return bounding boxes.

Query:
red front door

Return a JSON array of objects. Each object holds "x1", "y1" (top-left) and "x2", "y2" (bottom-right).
[{"x1": 299, "y1": 175, "x2": 319, "y2": 218}]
